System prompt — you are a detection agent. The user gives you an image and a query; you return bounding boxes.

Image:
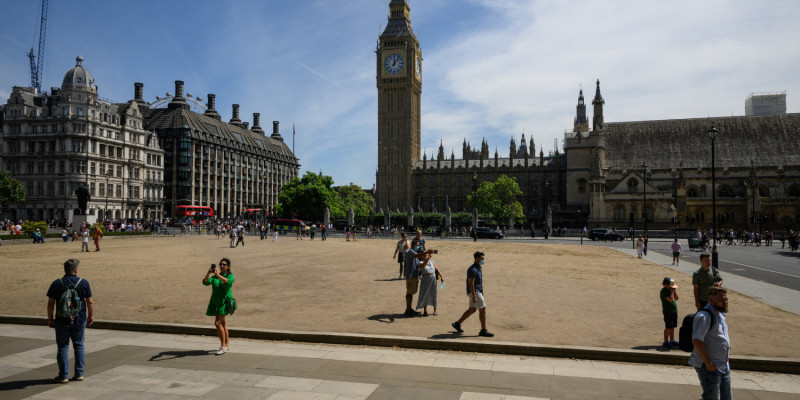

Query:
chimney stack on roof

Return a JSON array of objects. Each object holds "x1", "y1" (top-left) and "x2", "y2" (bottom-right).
[
  {"x1": 168, "y1": 80, "x2": 189, "y2": 110},
  {"x1": 204, "y1": 94, "x2": 221, "y2": 120},
  {"x1": 134, "y1": 82, "x2": 143, "y2": 101},
  {"x1": 251, "y1": 113, "x2": 265, "y2": 134},
  {"x1": 243, "y1": 122, "x2": 250, "y2": 129},
  {"x1": 229, "y1": 104, "x2": 243, "y2": 127},
  {"x1": 271, "y1": 121, "x2": 284, "y2": 142},
  {"x1": 175, "y1": 80, "x2": 184, "y2": 98}
]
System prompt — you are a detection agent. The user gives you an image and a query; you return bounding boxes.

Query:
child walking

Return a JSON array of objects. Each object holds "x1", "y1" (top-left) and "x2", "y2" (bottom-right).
[{"x1": 660, "y1": 277, "x2": 679, "y2": 348}]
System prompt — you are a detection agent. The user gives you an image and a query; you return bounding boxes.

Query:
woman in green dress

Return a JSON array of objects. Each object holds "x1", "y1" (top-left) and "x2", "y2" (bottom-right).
[{"x1": 203, "y1": 257, "x2": 234, "y2": 355}]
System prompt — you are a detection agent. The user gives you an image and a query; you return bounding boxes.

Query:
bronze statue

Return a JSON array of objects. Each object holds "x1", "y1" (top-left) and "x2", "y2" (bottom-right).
[{"x1": 75, "y1": 186, "x2": 91, "y2": 215}]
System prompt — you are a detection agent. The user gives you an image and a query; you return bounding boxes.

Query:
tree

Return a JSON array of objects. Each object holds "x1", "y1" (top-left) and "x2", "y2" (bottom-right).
[
  {"x1": 0, "y1": 172, "x2": 25, "y2": 213},
  {"x1": 275, "y1": 172, "x2": 338, "y2": 222},
  {"x1": 466, "y1": 174, "x2": 524, "y2": 225},
  {"x1": 335, "y1": 184, "x2": 375, "y2": 219}
]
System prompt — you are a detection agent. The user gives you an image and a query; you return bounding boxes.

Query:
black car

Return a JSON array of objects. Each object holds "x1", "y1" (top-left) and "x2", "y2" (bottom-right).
[
  {"x1": 588, "y1": 228, "x2": 625, "y2": 241},
  {"x1": 473, "y1": 227, "x2": 504, "y2": 239}
]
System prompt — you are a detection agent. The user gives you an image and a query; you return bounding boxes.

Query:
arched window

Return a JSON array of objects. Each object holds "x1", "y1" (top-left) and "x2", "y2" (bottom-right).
[
  {"x1": 718, "y1": 185, "x2": 735, "y2": 197},
  {"x1": 758, "y1": 186, "x2": 768, "y2": 197},
  {"x1": 788, "y1": 185, "x2": 800, "y2": 198},
  {"x1": 687, "y1": 186, "x2": 700, "y2": 198},
  {"x1": 613, "y1": 205, "x2": 626, "y2": 221}
]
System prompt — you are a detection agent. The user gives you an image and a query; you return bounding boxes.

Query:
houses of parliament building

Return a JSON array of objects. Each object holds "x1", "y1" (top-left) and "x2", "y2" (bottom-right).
[{"x1": 376, "y1": 0, "x2": 800, "y2": 231}]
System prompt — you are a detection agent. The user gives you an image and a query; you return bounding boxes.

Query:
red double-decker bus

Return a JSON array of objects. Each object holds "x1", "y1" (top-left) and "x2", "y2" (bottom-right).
[{"x1": 175, "y1": 205, "x2": 214, "y2": 218}]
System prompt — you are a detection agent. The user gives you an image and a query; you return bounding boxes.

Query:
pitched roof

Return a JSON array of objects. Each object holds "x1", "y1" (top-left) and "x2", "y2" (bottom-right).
[
  {"x1": 603, "y1": 113, "x2": 800, "y2": 171},
  {"x1": 144, "y1": 106, "x2": 298, "y2": 163}
]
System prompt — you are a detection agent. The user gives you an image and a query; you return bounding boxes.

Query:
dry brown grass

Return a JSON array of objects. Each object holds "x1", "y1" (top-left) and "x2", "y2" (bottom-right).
[{"x1": 4, "y1": 234, "x2": 799, "y2": 358}]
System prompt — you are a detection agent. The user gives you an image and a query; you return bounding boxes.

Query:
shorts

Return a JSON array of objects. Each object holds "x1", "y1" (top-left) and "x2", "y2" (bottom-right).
[
  {"x1": 663, "y1": 312, "x2": 678, "y2": 329},
  {"x1": 406, "y1": 278, "x2": 418, "y2": 295},
  {"x1": 672, "y1": 252, "x2": 680, "y2": 257},
  {"x1": 468, "y1": 292, "x2": 486, "y2": 309}
]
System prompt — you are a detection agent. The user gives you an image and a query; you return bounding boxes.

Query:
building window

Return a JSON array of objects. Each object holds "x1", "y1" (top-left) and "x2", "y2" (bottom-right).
[{"x1": 577, "y1": 179, "x2": 587, "y2": 194}]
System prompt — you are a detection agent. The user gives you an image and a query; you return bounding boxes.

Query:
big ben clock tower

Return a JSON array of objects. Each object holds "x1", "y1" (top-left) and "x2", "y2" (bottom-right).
[{"x1": 376, "y1": 0, "x2": 422, "y2": 211}]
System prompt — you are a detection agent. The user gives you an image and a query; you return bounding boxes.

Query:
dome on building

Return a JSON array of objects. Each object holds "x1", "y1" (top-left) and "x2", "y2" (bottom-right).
[{"x1": 62, "y1": 55, "x2": 96, "y2": 89}]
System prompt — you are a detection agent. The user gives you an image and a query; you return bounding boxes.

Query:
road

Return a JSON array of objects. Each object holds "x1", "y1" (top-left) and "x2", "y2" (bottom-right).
[{"x1": 429, "y1": 234, "x2": 800, "y2": 292}]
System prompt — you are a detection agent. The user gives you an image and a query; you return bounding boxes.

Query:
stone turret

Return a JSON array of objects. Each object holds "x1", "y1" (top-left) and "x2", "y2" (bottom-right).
[{"x1": 592, "y1": 79, "x2": 605, "y2": 131}]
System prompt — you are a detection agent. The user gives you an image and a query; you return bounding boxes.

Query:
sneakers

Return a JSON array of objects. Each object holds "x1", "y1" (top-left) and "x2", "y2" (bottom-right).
[
  {"x1": 478, "y1": 329, "x2": 495, "y2": 337},
  {"x1": 54, "y1": 376, "x2": 68, "y2": 384},
  {"x1": 404, "y1": 309, "x2": 420, "y2": 317},
  {"x1": 662, "y1": 341, "x2": 672, "y2": 349},
  {"x1": 669, "y1": 340, "x2": 679, "y2": 347},
  {"x1": 72, "y1": 375, "x2": 84, "y2": 381},
  {"x1": 216, "y1": 346, "x2": 227, "y2": 355},
  {"x1": 451, "y1": 321, "x2": 464, "y2": 333}
]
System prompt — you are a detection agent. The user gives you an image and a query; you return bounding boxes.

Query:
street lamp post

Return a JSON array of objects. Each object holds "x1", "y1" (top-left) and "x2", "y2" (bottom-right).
[
  {"x1": 642, "y1": 160, "x2": 648, "y2": 237},
  {"x1": 579, "y1": 209, "x2": 583, "y2": 245},
  {"x1": 708, "y1": 122, "x2": 719, "y2": 269},
  {"x1": 387, "y1": 183, "x2": 392, "y2": 212},
  {"x1": 105, "y1": 170, "x2": 112, "y2": 222}
]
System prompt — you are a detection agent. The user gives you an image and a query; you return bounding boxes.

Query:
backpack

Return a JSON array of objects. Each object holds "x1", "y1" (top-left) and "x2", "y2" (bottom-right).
[
  {"x1": 678, "y1": 308, "x2": 715, "y2": 352},
  {"x1": 56, "y1": 278, "x2": 83, "y2": 319}
]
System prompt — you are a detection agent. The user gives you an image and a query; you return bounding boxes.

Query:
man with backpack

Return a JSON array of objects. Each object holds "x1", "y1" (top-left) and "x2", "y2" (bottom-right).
[
  {"x1": 689, "y1": 287, "x2": 731, "y2": 400},
  {"x1": 46, "y1": 259, "x2": 94, "y2": 383}
]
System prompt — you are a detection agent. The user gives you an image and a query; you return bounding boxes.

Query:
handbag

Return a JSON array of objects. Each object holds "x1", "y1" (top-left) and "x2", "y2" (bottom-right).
[{"x1": 224, "y1": 297, "x2": 238, "y2": 315}]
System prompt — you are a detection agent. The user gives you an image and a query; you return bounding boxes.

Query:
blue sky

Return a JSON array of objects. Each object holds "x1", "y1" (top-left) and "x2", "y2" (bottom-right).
[{"x1": 2, "y1": 0, "x2": 799, "y2": 189}]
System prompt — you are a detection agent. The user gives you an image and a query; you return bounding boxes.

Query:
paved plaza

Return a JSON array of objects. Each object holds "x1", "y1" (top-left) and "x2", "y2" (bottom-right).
[{"x1": 1, "y1": 323, "x2": 799, "y2": 400}]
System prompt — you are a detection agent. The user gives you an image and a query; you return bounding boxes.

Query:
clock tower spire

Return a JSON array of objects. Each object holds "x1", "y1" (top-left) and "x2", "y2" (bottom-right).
[{"x1": 376, "y1": 0, "x2": 422, "y2": 211}]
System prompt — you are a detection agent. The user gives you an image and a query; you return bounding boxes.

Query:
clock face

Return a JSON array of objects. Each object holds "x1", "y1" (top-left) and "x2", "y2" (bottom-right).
[
  {"x1": 415, "y1": 57, "x2": 421, "y2": 78},
  {"x1": 384, "y1": 53, "x2": 404, "y2": 74}
]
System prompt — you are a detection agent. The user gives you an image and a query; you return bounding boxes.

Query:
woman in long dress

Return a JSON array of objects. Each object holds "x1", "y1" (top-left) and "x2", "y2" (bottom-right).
[
  {"x1": 636, "y1": 236, "x2": 645, "y2": 259},
  {"x1": 416, "y1": 252, "x2": 443, "y2": 316}
]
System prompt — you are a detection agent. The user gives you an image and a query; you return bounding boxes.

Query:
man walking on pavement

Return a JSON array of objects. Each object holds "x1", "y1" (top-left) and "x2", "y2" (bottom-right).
[
  {"x1": 452, "y1": 251, "x2": 494, "y2": 337},
  {"x1": 47, "y1": 259, "x2": 94, "y2": 383},
  {"x1": 689, "y1": 287, "x2": 731, "y2": 400},
  {"x1": 693, "y1": 252, "x2": 723, "y2": 310}
]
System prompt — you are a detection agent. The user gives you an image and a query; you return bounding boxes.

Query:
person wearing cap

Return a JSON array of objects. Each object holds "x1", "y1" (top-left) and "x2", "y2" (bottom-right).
[
  {"x1": 660, "y1": 277, "x2": 679, "y2": 348},
  {"x1": 693, "y1": 252, "x2": 723, "y2": 310}
]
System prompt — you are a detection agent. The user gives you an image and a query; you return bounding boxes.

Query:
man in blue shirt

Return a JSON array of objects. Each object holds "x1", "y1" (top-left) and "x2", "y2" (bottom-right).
[
  {"x1": 46, "y1": 259, "x2": 94, "y2": 383},
  {"x1": 451, "y1": 251, "x2": 494, "y2": 337},
  {"x1": 689, "y1": 286, "x2": 731, "y2": 400}
]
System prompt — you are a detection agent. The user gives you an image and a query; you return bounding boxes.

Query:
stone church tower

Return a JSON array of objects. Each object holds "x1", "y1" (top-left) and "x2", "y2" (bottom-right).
[{"x1": 375, "y1": 0, "x2": 422, "y2": 211}]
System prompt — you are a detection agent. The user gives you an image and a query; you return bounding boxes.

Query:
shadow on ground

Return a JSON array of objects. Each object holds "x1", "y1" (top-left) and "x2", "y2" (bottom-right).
[
  {"x1": 367, "y1": 313, "x2": 418, "y2": 323},
  {"x1": 0, "y1": 378, "x2": 57, "y2": 392},
  {"x1": 149, "y1": 349, "x2": 213, "y2": 361},
  {"x1": 631, "y1": 345, "x2": 677, "y2": 352}
]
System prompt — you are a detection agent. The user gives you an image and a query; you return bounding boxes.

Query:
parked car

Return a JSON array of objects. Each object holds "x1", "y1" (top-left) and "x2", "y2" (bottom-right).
[
  {"x1": 473, "y1": 227, "x2": 504, "y2": 239},
  {"x1": 588, "y1": 228, "x2": 625, "y2": 241}
]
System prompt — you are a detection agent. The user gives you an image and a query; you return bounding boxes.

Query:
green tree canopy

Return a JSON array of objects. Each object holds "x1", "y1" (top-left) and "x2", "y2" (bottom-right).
[
  {"x1": 275, "y1": 172, "x2": 337, "y2": 222},
  {"x1": 0, "y1": 172, "x2": 25, "y2": 211},
  {"x1": 334, "y1": 184, "x2": 375, "y2": 219},
  {"x1": 466, "y1": 174, "x2": 524, "y2": 225}
]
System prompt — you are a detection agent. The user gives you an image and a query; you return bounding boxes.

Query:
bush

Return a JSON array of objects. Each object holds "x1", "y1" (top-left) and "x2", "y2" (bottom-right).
[{"x1": 21, "y1": 221, "x2": 48, "y2": 237}]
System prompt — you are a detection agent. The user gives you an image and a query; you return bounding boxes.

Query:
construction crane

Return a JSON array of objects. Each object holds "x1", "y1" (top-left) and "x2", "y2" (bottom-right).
[{"x1": 28, "y1": 0, "x2": 48, "y2": 93}]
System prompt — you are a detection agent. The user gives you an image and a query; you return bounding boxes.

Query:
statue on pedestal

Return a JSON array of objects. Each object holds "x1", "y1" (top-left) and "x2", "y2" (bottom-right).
[{"x1": 75, "y1": 186, "x2": 91, "y2": 215}]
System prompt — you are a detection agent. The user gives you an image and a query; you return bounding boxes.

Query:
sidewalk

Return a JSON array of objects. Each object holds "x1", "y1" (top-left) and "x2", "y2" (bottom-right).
[
  {"x1": 1, "y1": 323, "x2": 799, "y2": 400},
  {"x1": 612, "y1": 246, "x2": 800, "y2": 315}
]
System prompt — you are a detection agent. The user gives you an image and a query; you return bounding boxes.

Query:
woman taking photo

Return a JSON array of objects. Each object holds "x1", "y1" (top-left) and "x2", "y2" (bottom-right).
[{"x1": 203, "y1": 258, "x2": 235, "y2": 355}]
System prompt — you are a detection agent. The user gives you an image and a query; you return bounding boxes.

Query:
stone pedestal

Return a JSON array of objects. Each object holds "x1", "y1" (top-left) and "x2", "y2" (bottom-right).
[{"x1": 73, "y1": 214, "x2": 97, "y2": 227}]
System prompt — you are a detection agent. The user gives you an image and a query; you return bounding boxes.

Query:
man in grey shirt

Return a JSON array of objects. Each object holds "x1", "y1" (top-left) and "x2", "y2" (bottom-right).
[{"x1": 689, "y1": 286, "x2": 731, "y2": 400}]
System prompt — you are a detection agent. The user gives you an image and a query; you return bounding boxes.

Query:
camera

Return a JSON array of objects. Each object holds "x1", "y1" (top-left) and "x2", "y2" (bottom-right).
[
  {"x1": 210, "y1": 263, "x2": 216, "y2": 271},
  {"x1": 433, "y1": 249, "x2": 438, "y2": 254}
]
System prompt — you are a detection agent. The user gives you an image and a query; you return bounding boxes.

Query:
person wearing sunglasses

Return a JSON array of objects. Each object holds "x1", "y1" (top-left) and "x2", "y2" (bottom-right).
[{"x1": 203, "y1": 258, "x2": 235, "y2": 354}]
